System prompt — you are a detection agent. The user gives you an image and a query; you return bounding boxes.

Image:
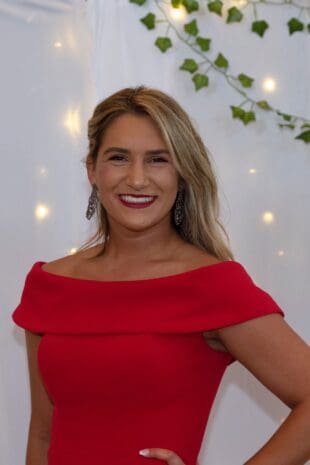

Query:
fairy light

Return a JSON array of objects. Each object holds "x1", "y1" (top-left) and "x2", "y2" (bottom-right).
[
  {"x1": 262, "y1": 77, "x2": 277, "y2": 93},
  {"x1": 68, "y1": 248, "x2": 77, "y2": 255},
  {"x1": 262, "y1": 211, "x2": 275, "y2": 224},
  {"x1": 35, "y1": 204, "x2": 50, "y2": 221},
  {"x1": 64, "y1": 107, "x2": 81, "y2": 136},
  {"x1": 229, "y1": 0, "x2": 247, "y2": 6},
  {"x1": 168, "y1": 4, "x2": 187, "y2": 21},
  {"x1": 54, "y1": 41, "x2": 62, "y2": 48},
  {"x1": 36, "y1": 166, "x2": 48, "y2": 177},
  {"x1": 277, "y1": 250, "x2": 285, "y2": 256},
  {"x1": 249, "y1": 168, "x2": 257, "y2": 174}
]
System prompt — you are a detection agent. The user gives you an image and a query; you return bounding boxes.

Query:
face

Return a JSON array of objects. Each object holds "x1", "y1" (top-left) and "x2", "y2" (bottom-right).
[{"x1": 87, "y1": 113, "x2": 181, "y2": 232}]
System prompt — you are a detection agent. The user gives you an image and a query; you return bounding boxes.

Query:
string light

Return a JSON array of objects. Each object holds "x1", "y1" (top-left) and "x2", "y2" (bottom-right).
[
  {"x1": 36, "y1": 166, "x2": 48, "y2": 177},
  {"x1": 229, "y1": 0, "x2": 247, "y2": 7},
  {"x1": 168, "y1": 4, "x2": 187, "y2": 21},
  {"x1": 64, "y1": 107, "x2": 81, "y2": 136},
  {"x1": 262, "y1": 77, "x2": 277, "y2": 93},
  {"x1": 277, "y1": 250, "x2": 285, "y2": 256},
  {"x1": 54, "y1": 41, "x2": 62, "y2": 48},
  {"x1": 35, "y1": 204, "x2": 50, "y2": 222},
  {"x1": 249, "y1": 168, "x2": 257, "y2": 174},
  {"x1": 68, "y1": 248, "x2": 77, "y2": 255},
  {"x1": 262, "y1": 211, "x2": 275, "y2": 224}
]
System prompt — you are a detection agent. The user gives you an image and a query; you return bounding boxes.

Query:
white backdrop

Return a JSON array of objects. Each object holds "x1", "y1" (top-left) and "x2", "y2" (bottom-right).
[{"x1": 2, "y1": 1, "x2": 309, "y2": 464}]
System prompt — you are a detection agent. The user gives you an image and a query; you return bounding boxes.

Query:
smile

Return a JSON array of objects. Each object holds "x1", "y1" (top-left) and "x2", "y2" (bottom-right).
[{"x1": 118, "y1": 194, "x2": 157, "y2": 208}]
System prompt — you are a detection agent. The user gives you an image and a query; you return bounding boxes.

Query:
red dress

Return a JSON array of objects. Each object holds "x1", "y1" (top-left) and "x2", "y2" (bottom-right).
[{"x1": 12, "y1": 260, "x2": 285, "y2": 465}]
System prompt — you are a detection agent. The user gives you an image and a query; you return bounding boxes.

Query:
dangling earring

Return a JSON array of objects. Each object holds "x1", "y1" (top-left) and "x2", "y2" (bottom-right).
[
  {"x1": 86, "y1": 184, "x2": 98, "y2": 220},
  {"x1": 174, "y1": 189, "x2": 185, "y2": 226}
]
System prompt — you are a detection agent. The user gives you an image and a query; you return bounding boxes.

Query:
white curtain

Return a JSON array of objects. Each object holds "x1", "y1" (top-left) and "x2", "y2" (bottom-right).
[{"x1": 2, "y1": 1, "x2": 309, "y2": 464}]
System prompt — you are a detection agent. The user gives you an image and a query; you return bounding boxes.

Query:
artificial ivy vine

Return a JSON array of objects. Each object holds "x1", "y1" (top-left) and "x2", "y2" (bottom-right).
[{"x1": 129, "y1": 0, "x2": 310, "y2": 144}]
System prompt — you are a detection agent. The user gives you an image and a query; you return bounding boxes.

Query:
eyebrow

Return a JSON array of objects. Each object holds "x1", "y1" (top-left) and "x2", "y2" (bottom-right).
[{"x1": 103, "y1": 147, "x2": 170, "y2": 156}]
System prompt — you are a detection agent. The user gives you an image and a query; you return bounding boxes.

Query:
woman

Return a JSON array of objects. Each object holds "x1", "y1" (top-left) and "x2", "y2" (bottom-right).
[{"x1": 12, "y1": 86, "x2": 310, "y2": 465}]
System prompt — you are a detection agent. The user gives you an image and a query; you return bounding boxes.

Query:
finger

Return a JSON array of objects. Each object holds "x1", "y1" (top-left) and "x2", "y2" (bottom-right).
[{"x1": 139, "y1": 448, "x2": 186, "y2": 465}]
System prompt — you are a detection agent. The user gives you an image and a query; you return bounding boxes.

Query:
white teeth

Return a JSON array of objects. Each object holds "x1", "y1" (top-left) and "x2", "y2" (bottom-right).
[{"x1": 120, "y1": 195, "x2": 155, "y2": 203}]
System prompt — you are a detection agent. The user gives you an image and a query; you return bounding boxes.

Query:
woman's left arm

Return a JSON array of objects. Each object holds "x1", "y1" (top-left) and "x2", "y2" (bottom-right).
[
  {"x1": 216, "y1": 313, "x2": 310, "y2": 465},
  {"x1": 139, "y1": 313, "x2": 310, "y2": 465}
]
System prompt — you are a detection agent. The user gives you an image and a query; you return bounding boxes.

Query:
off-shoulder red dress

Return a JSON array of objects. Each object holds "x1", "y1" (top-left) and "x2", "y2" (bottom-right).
[{"x1": 12, "y1": 260, "x2": 285, "y2": 465}]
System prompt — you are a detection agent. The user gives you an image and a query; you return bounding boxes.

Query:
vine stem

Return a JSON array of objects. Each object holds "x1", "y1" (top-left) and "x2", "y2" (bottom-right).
[
  {"x1": 152, "y1": 0, "x2": 310, "y2": 125},
  {"x1": 247, "y1": 0, "x2": 310, "y2": 9}
]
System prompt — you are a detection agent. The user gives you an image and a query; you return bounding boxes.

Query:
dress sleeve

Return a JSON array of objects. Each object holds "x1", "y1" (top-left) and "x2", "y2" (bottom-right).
[
  {"x1": 202, "y1": 262, "x2": 286, "y2": 365},
  {"x1": 213, "y1": 263, "x2": 285, "y2": 327},
  {"x1": 11, "y1": 263, "x2": 45, "y2": 334}
]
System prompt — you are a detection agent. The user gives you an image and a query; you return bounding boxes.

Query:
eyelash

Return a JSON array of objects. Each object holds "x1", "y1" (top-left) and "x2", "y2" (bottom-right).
[{"x1": 109, "y1": 155, "x2": 167, "y2": 163}]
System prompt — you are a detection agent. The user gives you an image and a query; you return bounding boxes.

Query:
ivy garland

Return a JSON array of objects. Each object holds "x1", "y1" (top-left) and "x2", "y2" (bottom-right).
[{"x1": 129, "y1": 0, "x2": 310, "y2": 144}]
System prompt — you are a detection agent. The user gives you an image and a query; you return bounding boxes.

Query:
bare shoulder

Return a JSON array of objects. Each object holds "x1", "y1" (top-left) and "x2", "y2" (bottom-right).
[
  {"x1": 179, "y1": 243, "x2": 223, "y2": 268},
  {"x1": 41, "y1": 245, "x2": 102, "y2": 276}
]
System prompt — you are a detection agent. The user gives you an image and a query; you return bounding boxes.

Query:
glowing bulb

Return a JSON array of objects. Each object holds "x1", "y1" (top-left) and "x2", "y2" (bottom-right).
[
  {"x1": 38, "y1": 167, "x2": 48, "y2": 177},
  {"x1": 54, "y1": 41, "x2": 62, "y2": 48},
  {"x1": 277, "y1": 250, "x2": 285, "y2": 256},
  {"x1": 168, "y1": 5, "x2": 187, "y2": 21},
  {"x1": 68, "y1": 248, "x2": 77, "y2": 255},
  {"x1": 262, "y1": 211, "x2": 275, "y2": 224},
  {"x1": 64, "y1": 107, "x2": 81, "y2": 136},
  {"x1": 230, "y1": 0, "x2": 247, "y2": 6},
  {"x1": 262, "y1": 77, "x2": 276, "y2": 93},
  {"x1": 249, "y1": 168, "x2": 257, "y2": 174},
  {"x1": 35, "y1": 204, "x2": 50, "y2": 221}
]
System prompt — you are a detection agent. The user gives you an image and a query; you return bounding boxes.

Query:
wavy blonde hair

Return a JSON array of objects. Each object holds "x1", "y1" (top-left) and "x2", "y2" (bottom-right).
[{"x1": 77, "y1": 85, "x2": 234, "y2": 261}]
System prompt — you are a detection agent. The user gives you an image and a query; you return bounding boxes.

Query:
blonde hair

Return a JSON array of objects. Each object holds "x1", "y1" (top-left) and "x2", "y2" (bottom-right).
[{"x1": 77, "y1": 85, "x2": 234, "y2": 261}]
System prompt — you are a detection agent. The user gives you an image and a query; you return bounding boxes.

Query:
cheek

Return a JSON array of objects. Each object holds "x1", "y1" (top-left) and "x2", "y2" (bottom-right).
[{"x1": 96, "y1": 166, "x2": 121, "y2": 186}]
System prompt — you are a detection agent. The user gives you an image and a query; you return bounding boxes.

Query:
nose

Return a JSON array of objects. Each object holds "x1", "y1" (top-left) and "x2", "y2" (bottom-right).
[{"x1": 126, "y1": 160, "x2": 150, "y2": 189}]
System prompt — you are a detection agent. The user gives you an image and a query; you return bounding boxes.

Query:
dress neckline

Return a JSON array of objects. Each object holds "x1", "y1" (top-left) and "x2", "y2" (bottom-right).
[{"x1": 34, "y1": 259, "x2": 241, "y2": 285}]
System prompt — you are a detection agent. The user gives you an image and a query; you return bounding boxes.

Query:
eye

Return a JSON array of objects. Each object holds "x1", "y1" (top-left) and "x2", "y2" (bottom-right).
[
  {"x1": 109, "y1": 155, "x2": 125, "y2": 161},
  {"x1": 150, "y1": 157, "x2": 168, "y2": 163}
]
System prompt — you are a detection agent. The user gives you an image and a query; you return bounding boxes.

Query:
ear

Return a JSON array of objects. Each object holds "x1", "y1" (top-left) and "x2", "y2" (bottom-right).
[
  {"x1": 86, "y1": 157, "x2": 96, "y2": 185},
  {"x1": 178, "y1": 179, "x2": 186, "y2": 191}
]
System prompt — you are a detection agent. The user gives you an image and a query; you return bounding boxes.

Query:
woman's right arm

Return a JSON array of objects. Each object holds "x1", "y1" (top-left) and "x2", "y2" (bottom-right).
[{"x1": 24, "y1": 330, "x2": 53, "y2": 465}]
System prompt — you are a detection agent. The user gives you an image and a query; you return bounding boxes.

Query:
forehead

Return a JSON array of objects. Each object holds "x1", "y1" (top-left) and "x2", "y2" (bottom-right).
[{"x1": 100, "y1": 113, "x2": 167, "y2": 147}]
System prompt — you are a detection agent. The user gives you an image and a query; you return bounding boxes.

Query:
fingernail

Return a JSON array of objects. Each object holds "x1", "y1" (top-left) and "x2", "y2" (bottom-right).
[{"x1": 139, "y1": 449, "x2": 150, "y2": 456}]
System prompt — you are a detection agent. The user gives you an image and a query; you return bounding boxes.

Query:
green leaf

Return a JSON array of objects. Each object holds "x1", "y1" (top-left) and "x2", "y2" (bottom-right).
[
  {"x1": 171, "y1": 0, "x2": 182, "y2": 7},
  {"x1": 183, "y1": 0, "x2": 199, "y2": 13},
  {"x1": 256, "y1": 100, "x2": 272, "y2": 110},
  {"x1": 192, "y1": 73, "x2": 209, "y2": 90},
  {"x1": 307, "y1": 23, "x2": 310, "y2": 33},
  {"x1": 278, "y1": 123, "x2": 295, "y2": 129},
  {"x1": 295, "y1": 130, "x2": 310, "y2": 143},
  {"x1": 301, "y1": 123, "x2": 310, "y2": 129},
  {"x1": 129, "y1": 0, "x2": 146, "y2": 5},
  {"x1": 184, "y1": 19, "x2": 199, "y2": 36},
  {"x1": 180, "y1": 58, "x2": 199, "y2": 73},
  {"x1": 207, "y1": 0, "x2": 223, "y2": 16},
  {"x1": 140, "y1": 13, "x2": 156, "y2": 30},
  {"x1": 230, "y1": 106, "x2": 255, "y2": 125},
  {"x1": 252, "y1": 20, "x2": 269, "y2": 37},
  {"x1": 242, "y1": 111, "x2": 256, "y2": 125},
  {"x1": 238, "y1": 73, "x2": 254, "y2": 88},
  {"x1": 287, "y1": 18, "x2": 304, "y2": 35},
  {"x1": 230, "y1": 106, "x2": 245, "y2": 119},
  {"x1": 214, "y1": 52, "x2": 229, "y2": 69},
  {"x1": 155, "y1": 37, "x2": 173, "y2": 52},
  {"x1": 227, "y1": 7, "x2": 243, "y2": 23},
  {"x1": 277, "y1": 111, "x2": 292, "y2": 122},
  {"x1": 196, "y1": 36, "x2": 211, "y2": 51}
]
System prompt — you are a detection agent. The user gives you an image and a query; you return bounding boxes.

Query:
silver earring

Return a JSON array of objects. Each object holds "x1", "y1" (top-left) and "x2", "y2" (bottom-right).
[
  {"x1": 174, "y1": 189, "x2": 185, "y2": 226},
  {"x1": 86, "y1": 185, "x2": 98, "y2": 220}
]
